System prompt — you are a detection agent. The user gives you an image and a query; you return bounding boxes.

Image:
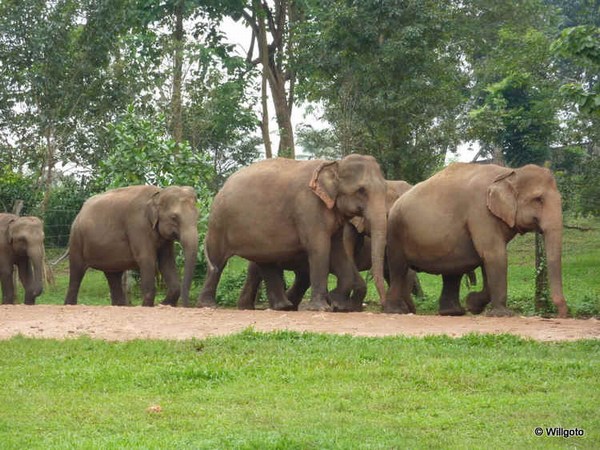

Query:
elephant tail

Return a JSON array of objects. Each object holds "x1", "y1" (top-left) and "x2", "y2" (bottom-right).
[
  {"x1": 44, "y1": 259, "x2": 55, "y2": 287},
  {"x1": 51, "y1": 249, "x2": 69, "y2": 266},
  {"x1": 204, "y1": 237, "x2": 217, "y2": 273}
]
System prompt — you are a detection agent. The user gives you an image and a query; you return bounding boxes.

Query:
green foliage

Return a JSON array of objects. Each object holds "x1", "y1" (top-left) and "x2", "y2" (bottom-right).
[
  {"x1": 43, "y1": 176, "x2": 95, "y2": 247},
  {"x1": 97, "y1": 105, "x2": 214, "y2": 196},
  {"x1": 0, "y1": 334, "x2": 598, "y2": 447},
  {"x1": 297, "y1": 0, "x2": 467, "y2": 182},
  {"x1": 0, "y1": 169, "x2": 42, "y2": 215},
  {"x1": 552, "y1": 25, "x2": 600, "y2": 115}
]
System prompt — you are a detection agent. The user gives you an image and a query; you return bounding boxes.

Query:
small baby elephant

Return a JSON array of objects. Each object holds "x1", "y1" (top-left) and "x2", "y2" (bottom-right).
[{"x1": 0, "y1": 213, "x2": 46, "y2": 305}]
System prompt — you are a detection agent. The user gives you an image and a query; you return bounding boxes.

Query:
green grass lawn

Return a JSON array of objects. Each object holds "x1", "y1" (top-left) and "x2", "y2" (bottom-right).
[
  {"x1": 33, "y1": 215, "x2": 600, "y2": 317},
  {"x1": 0, "y1": 332, "x2": 598, "y2": 449}
]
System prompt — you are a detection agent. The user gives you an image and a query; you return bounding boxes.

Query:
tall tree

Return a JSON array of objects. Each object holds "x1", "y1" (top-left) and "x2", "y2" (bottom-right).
[
  {"x1": 297, "y1": 0, "x2": 467, "y2": 181},
  {"x1": 241, "y1": 0, "x2": 303, "y2": 159}
]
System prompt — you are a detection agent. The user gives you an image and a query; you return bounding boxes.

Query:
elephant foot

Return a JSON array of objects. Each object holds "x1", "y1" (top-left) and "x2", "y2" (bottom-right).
[
  {"x1": 197, "y1": 297, "x2": 217, "y2": 308},
  {"x1": 382, "y1": 300, "x2": 411, "y2": 314},
  {"x1": 555, "y1": 302, "x2": 569, "y2": 319},
  {"x1": 485, "y1": 305, "x2": 514, "y2": 317},
  {"x1": 331, "y1": 292, "x2": 362, "y2": 312},
  {"x1": 24, "y1": 299, "x2": 36, "y2": 306},
  {"x1": 237, "y1": 302, "x2": 255, "y2": 310},
  {"x1": 304, "y1": 298, "x2": 332, "y2": 312},
  {"x1": 64, "y1": 299, "x2": 78, "y2": 305},
  {"x1": 271, "y1": 298, "x2": 296, "y2": 311},
  {"x1": 439, "y1": 306, "x2": 466, "y2": 316},
  {"x1": 160, "y1": 299, "x2": 177, "y2": 307},
  {"x1": 466, "y1": 293, "x2": 489, "y2": 315}
]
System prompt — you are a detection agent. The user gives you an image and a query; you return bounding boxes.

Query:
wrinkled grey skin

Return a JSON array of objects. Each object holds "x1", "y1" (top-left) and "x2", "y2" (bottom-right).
[
  {"x1": 386, "y1": 163, "x2": 568, "y2": 317},
  {"x1": 199, "y1": 154, "x2": 389, "y2": 312},
  {"x1": 237, "y1": 180, "x2": 420, "y2": 311},
  {"x1": 64, "y1": 185, "x2": 199, "y2": 307},
  {"x1": 0, "y1": 214, "x2": 46, "y2": 305}
]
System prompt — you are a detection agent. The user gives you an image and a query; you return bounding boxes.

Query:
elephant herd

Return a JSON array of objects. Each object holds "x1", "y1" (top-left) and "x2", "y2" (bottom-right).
[{"x1": 0, "y1": 154, "x2": 569, "y2": 318}]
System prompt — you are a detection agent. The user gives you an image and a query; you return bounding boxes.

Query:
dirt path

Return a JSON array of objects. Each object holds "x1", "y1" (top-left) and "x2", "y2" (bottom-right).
[{"x1": 1, "y1": 305, "x2": 598, "y2": 341}]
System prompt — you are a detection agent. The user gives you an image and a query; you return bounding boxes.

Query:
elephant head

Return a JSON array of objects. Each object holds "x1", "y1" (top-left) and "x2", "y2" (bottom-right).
[
  {"x1": 487, "y1": 164, "x2": 567, "y2": 317},
  {"x1": 8, "y1": 216, "x2": 45, "y2": 304},
  {"x1": 147, "y1": 186, "x2": 199, "y2": 306},
  {"x1": 310, "y1": 154, "x2": 388, "y2": 301}
]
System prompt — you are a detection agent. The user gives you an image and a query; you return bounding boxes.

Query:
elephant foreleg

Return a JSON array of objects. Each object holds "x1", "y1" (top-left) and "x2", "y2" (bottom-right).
[
  {"x1": 104, "y1": 271, "x2": 127, "y2": 306},
  {"x1": 238, "y1": 261, "x2": 262, "y2": 310},
  {"x1": 138, "y1": 259, "x2": 157, "y2": 307},
  {"x1": 158, "y1": 244, "x2": 181, "y2": 307},
  {"x1": 304, "y1": 234, "x2": 332, "y2": 312},
  {"x1": 438, "y1": 274, "x2": 465, "y2": 316},
  {"x1": 16, "y1": 259, "x2": 35, "y2": 305},
  {"x1": 480, "y1": 251, "x2": 512, "y2": 316},
  {"x1": 330, "y1": 232, "x2": 364, "y2": 312},
  {"x1": 259, "y1": 263, "x2": 295, "y2": 311},
  {"x1": 1, "y1": 267, "x2": 16, "y2": 304}
]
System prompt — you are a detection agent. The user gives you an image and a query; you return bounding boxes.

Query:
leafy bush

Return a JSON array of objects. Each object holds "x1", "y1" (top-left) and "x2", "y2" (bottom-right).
[
  {"x1": 0, "y1": 169, "x2": 42, "y2": 215},
  {"x1": 43, "y1": 176, "x2": 96, "y2": 247}
]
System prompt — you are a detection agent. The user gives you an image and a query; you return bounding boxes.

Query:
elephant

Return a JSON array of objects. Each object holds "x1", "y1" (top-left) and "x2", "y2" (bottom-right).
[
  {"x1": 198, "y1": 154, "x2": 389, "y2": 312},
  {"x1": 385, "y1": 163, "x2": 568, "y2": 318},
  {"x1": 64, "y1": 185, "x2": 199, "y2": 307},
  {"x1": 0, "y1": 214, "x2": 46, "y2": 305},
  {"x1": 237, "y1": 179, "x2": 419, "y2": 311}
]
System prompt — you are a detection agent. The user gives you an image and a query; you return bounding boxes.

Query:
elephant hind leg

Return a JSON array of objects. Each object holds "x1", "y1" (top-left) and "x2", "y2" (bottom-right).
[
  {"x1": 105, "y1": 271, "x2": 127, "y2": 306},
  {"x1": 466, "y1": 268, "x2": 491, "y2": 315},
  {"x1": 238, "y1": 262, "x2": 262, "y2": 310},
  {"x1": 384, "y1": 250, "x2": 412, "y2": 314},
  {"x1": 438, "y1": 274, "x2": 465, "y2": 316},
  {"x1": 64, "y1": 262, "x2": 86, "y2": 305},
  {"x1": 286, "y1": 269, "x2": 310, "y2": 309},
  {"x1": 260, "y1": 264, "x2": 295, "y2": 311}
]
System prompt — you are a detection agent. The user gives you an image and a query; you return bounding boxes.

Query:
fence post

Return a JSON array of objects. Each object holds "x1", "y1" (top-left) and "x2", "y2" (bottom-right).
[{"x1": 12, "y1": 199, "x2": 23, "y2": 215}]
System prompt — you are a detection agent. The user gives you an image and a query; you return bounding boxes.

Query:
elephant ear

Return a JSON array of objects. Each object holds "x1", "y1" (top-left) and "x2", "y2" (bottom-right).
[
  {"x1": 145, "y1": 191, "x2": 161, "y2": 229},
  {"x1": 309, "y1": 161, "x2": 338, "y2": 209},
  {"x1": 487, "y1": 170, "x2": 517, "y2": 228},
  {"x1": 349, "y1": 216, "x2": 366, "y2": 233},
  {"x1": 6, "y1": 218, "x2": 17, "y2": 244}
]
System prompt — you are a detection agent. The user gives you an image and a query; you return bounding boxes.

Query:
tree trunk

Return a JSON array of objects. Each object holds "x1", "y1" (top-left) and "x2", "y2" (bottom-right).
[
  {"x1": 534, "y1": 232, "x2": 550, "y2": 313},
  {"x1": 12, "y1": 200, "x2": 23, "y2": 215},
  {"x1": 171, "y1": 0, "x2": 184, "y2": 145},
  {"x1": 245, "y1": 1, "x2": 296, "y2": 159},
  {"x1": 41, "y1": 127, "x2": 56, "y2": 216},
  {"x1": 257, "y1": 13, "x2": 272, "y2": 159}
]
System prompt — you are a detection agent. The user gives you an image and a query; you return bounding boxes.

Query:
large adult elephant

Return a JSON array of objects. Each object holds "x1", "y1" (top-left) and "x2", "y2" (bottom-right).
[
  {"x1": 64, "y1": 185, "x2": 199, "y2": 307},
  {"x1": 237, "y1": 179, "x2": 415, "y2": 311},
  {"x1": 0, "y1": 214, "x2": 46, "y2": 305},
  {"x1": 386, "y1": 163, "x2": 568, "y2": 317},
  {"x1": 198, "y1": 154, "x2": 389, "y2": 311}
]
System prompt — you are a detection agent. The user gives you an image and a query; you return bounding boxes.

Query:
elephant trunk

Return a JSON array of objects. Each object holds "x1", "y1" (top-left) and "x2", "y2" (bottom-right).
[
  {"x1": 26, "y1": 247, "x2": 45, "y2": 304},
  {"x1": 539, "y1": 192, "x2": 567, "y2": 318},
  {"x1": 367, "y1": 200, "x2": 388, "y2": 303},
  {"x1": 180, "y1": 227, "x2": 199, "y2": 307},
  {"x1": 543, "y1": 226, "x2": 568, "y2": 318}
]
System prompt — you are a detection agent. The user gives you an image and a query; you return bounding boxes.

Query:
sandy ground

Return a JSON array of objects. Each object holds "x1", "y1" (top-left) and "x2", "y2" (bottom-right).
[{"x1": 0, "y1": 305, "x2": 598, "y2": 342}]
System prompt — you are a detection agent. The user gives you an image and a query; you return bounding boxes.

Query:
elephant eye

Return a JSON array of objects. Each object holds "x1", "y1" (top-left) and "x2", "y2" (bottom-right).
[
  {"x1": 357, "y1": 186, "x2": 367, "y2": 196},
  {"x1": 535, "y1": 196, "x2": 544, "y2": 204}
]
